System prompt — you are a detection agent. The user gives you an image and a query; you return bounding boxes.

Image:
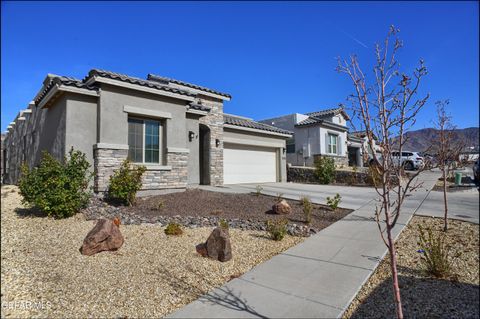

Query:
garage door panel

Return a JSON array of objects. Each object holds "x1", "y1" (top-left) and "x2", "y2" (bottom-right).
[{"x1": 224, "y1": 144, "x2": 277, "y2": 184}]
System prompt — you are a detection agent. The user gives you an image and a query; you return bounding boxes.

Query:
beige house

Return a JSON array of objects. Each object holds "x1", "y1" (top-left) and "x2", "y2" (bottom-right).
[{"x1": 2, "y1": 69, "x2": 292, "y2": 193}]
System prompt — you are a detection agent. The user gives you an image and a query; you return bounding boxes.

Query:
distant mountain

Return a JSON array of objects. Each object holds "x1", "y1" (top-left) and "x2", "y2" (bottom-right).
[{"x1": 398, "y1": 127, "x2": 479, "y2": 152}]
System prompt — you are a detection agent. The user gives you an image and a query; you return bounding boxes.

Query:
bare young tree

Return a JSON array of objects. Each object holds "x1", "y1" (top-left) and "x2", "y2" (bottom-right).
[
  {"x1": 336, "y1": 26, "x2": 429, "y2": 319},
  {"x1": 432, "y1": 100, "x2": 464, "y2": 231}
]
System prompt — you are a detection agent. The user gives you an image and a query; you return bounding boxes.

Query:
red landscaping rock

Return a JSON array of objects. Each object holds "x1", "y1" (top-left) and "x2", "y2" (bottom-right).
[
  {"x1": 197, "y1": 227, "x2": 232, "y2": 262},
  {"x1": 272, "y1": 199, "x2": 292, "y2": 214},
  {"x1": 80, "y1": 219, "x2": 124, "y2": 256}
]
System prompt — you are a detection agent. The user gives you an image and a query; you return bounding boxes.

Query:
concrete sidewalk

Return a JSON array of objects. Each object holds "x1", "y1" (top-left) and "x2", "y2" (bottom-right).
[{"x1": 168, "y1": 171, "x2": 440, "y2": 318}]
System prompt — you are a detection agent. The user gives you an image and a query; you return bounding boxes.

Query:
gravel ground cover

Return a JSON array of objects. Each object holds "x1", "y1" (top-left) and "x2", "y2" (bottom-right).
[
  {"x1": 1, "y1": 185, "x2": 304, "y2": 318},
  {"x1": 343, "y1": 216, "x2": 479, "y2": 319},
  {"x1": 83, "y1": 189, "x2": 352, "y2": 236}
]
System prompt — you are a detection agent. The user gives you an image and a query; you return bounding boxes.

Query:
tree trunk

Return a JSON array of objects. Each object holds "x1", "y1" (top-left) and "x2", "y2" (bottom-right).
[
  {"x1": 387, "y1": 227, "x2": 403, "y2": 318},
  {"x1": 384, "y1": 203, "x2": 403, "y2": 319},
  {"x1": 442, "y1": 167, "x2": 448, "y2": 231}
]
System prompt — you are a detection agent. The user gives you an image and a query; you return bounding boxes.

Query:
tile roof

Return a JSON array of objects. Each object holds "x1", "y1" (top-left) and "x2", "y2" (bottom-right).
[
  {"x1": 34, "y1": 76, "x2": 97, "y2": 105},
  {"x1": 86, "y1": 69, "x2": 195, "y2": 97},
  {"x1": 224, "y1": 114, "x2": 292, "y2": 135},
  {"x1": 187, "y1": 102, "x2": 211, "y2": 112},
  {"x1": 147, "y1": 74, "x2": 231, "y2": 99},
  {"x1": 305, "y1": 107, "x2": 350, "y2": 121}
]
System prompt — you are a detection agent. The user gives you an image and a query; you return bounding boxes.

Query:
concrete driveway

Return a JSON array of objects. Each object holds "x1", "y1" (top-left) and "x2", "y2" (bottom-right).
[{"x1": 224, "y1": 182, "x2": 378, "y2": 210}]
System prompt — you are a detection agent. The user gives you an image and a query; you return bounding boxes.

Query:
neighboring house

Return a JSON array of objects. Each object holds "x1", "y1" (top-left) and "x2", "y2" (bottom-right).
[
  {"x1": 260, "y1": 107, "x2": 356, "y2": 167},
  {"x1": 2, "y1": 69, "x2": 291, "y2": 193},
  {"x1": 349, "y1": 130, "x2": 382, "y2": 166},
  {"x1": 459, "y1": 146, "x2": 480, "y2": 162}
]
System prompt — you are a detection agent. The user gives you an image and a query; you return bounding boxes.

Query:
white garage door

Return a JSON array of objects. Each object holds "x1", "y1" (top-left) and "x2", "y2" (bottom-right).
[{"x1": 224, "y1": 144, "x2": 278, "y2": 184}]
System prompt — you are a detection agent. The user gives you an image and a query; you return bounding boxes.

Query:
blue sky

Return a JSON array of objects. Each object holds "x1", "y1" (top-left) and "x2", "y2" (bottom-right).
[{"x1": 1, "y1": 1, "x2": 478, "y2": 132}]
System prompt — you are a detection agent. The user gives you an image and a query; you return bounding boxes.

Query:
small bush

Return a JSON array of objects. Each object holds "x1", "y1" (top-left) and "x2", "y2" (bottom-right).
[
  {"x1": 349, "y1": 165, "x2": 358, "y2": 185},
  {"x1": 367, "y1": 165, "x2": 382, "y2": 186},
  {"x1": 314, "y1": 157, "x2": 335, "y2": 184},
  {"x1": 417, "y1": 224, "x2": 459, "y2": 278},
  {"x1": 266, "y1": 219, "x2": 288, "y2": 241},
  {"x1": 255, "y1": 185, "x2": 263, "y2": 196},
  {"x1": 326, "y1": 193, "x2": 342, "y2": 211},
  {"x1": 218, "y1": 218, "x2": 229, "y2": 230},
  {"x1": 164, "y1": 223, "x2": 183, "y2": 236},
  {"x1": 107, "y1": 160, "x2": 146, "y2": 206},
  {"x1": 276, "y1": 193, "x2": 284, "y2": 202},
  {"x1": 19, "y1": 148, "x2": 92, "y2": 218},
  {"x1": 300, "y1": 195, "x2": 313, "y2": 225},
  {"x1": 157, "y1": 200, "x2": 165, "y2": 210}
]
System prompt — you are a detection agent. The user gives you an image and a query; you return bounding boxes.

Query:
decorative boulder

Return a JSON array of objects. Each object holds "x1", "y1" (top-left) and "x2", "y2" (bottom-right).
[
  {"x1": 80, "y1": 218, "x2": 124, "y2": 256},
  {"x1": 272, "y1": 199, "x2": 292, "y2": 214},
  {"x1": 197, "y1": 227, "x2": 232, "y2": 262}
]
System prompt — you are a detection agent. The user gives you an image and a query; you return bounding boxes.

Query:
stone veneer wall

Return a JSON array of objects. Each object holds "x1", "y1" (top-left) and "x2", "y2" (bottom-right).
[
  {"x1": 142, "y1": 152, "x2": 188, "y2": 189},
  {"x1": 313, "y1": 154, "x2": 349, "y2": 168},
  {"x1": 94, "y1": 147, "x2": 189, "y2": 193},
  {"x1": 94, "y1": 147, "x2": 128, "y2": 192},
  {"x1": 198, "y1": 96, "x2": 224, "y2": 186}
]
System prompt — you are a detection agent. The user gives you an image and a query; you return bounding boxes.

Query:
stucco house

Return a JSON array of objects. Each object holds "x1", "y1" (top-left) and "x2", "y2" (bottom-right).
[
  {"x1": 260, "y1": 107, "x2": 364, "y2": 167},
  {"x1": 2, "y1": 69, "x2": 292, "y2": 193}
]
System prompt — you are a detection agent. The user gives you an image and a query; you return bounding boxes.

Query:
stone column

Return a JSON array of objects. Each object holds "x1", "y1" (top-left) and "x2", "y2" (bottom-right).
[{"x1": 93, "y1": 143, "x2": 128, "y2": 193}]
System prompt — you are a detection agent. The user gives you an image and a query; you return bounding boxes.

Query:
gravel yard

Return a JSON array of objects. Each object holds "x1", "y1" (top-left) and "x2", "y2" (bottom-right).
[
  {"x1": 1, "y1": 185, "x2": 304, "y2": 318},
  {"x1": 113, "y1": 189, "x2": 352, "y2": 231},
  {"x1": 344, "y1": 216, "x2": 479, "y2": 318}
]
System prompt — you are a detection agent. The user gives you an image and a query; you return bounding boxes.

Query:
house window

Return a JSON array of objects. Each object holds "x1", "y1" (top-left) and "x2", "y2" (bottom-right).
[
  {"x1": 328, "y1": 133, "x2": 337, "y2": 154},
  {"x1": 286, "y1": 137, "x2": 295, "y2": 153},
  {"x1": 128, "y1": 117, "x2": 164, "y2": 164}
]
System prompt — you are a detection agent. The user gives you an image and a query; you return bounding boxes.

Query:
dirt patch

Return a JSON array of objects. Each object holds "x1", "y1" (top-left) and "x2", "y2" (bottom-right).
[
  {"x1": 122, "y1": 189, "x2": 352, "y2": 231},
  {"x1": 343, "y1": 216, "x2": 479, "y2": 318}
]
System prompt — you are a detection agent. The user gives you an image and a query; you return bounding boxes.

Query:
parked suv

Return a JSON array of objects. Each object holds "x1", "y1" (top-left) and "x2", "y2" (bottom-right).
[
  {"x1": 392, "y1": 151, "x2": 424, "y2": 170},
  {"x1": 368, "y1": 151, "x2": 424, "y2": 170}
]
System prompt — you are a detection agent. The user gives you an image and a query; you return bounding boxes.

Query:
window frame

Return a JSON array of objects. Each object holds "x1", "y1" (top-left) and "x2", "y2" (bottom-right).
[
  {"x1": 127, "y1": 116, "x2": 164, "y2": 165},
  {"x1": 327, "y1": 133, "x2": 337, "y2": 154}
]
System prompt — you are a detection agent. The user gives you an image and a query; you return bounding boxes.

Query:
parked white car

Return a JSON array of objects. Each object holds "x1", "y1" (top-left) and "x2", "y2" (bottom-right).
[{"x1": 368, "y1": 151, "x2": 424, "y2": 170}]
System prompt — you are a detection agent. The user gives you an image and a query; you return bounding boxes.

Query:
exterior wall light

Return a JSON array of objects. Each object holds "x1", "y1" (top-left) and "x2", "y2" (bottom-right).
[
  {"x1": 282, "y1": 148, "x2": 286, "y2": 155},
  {"x1": 188, "y1": 131, "x2": 195, "y2": 142},
  {"x1": 215, "y1": 139, "x2": 220, "y2": 147}
]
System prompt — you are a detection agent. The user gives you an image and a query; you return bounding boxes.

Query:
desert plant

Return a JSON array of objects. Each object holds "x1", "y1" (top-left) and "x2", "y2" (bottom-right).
[
  {"x1": 366, "y1": 164, "x2": 382, "y2": 186},
  {"x1": 266, "y1": 219, "x2": 288, "y2": 241},
  {"x1": 301, "y1": 196, "x2": 313, "y2": 225},
  {"x1": 314, "y1": 156, "x2": 335, "y2": 184},
  {"x1": 349, "y1": 165, "x2": 358, "y2": 185},
  {"x1": 417, "y1": 224, "x2": 459, "y2": 278},
  {"x1": 164, "y1": 223, "x2": 183, "y2": 236},
  {"x1": 326, "y1": 193, "x2": 342, "y2": 211},
  {"x1": 255, "y1": 185, "x2": 263, "y2": 196},
  {"x1": 218, "y1": 218, "x2": 229, "y2": 230},
  {"x1": 19, "y1": 148, "x2": 92, "y2": 218},
  {"x1": 157, "y1": 200, "x2": 165, "y2": 210},
  {"x1": 275, "y1": 192, "x2": 284, "y2": 202},
  {"x1": 107, "y1": 159, "x2": 146, "y2": 206}
]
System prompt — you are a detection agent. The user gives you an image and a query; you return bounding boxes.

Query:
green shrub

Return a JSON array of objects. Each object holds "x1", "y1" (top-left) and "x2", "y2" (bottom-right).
[
  {"x1": 218, "y1": 218, "x2": 229, "y2": 230},
  {"x1": 255, "y1": 185, "x2": 263, "y2": 196},
  {"x1": 107, "y1": 160, "x2": 146, "y2": 206},
  {"x1": 164, "y1": 223, "x2": 183, "y2": 236},
  {"x1": 19, "y1": 148, "x2": 92, "y2": 218},
  {"x1": 266, "y1": 219, "x2": 288, "y2": 241},
  {"x1": 300, "y1": 195, "x2": 313, "y2": 225},
  {"x1": 326, "y1": 193, "x2": 342, "y2": 211},
  {"x1": 314, "y1": 156, "x2": 335, "y2": 184},
  {"x1": 417, "y1": 224, "x2": 459, "y2": 278}
]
